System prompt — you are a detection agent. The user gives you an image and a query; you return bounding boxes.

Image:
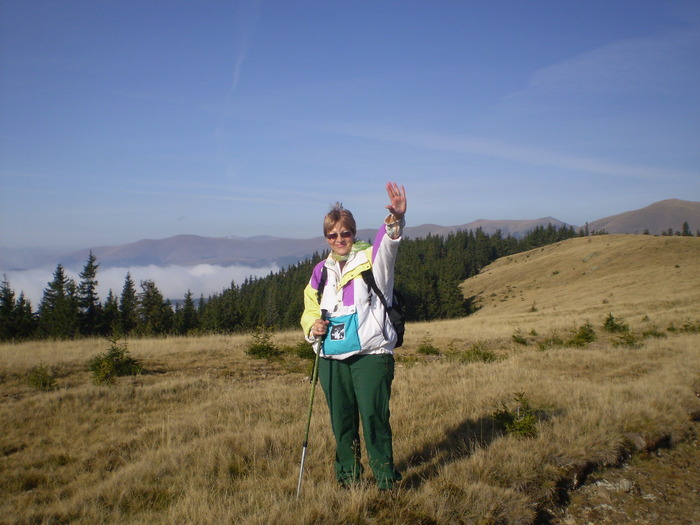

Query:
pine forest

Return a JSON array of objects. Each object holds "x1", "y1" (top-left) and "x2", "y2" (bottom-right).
[{"x1": 2, "y1": 225, "x2": 585, "y2": 341}]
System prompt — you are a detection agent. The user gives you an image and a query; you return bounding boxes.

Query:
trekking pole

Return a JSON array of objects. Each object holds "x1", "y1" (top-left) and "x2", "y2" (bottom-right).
[{"x1": 296, "y1": 309, "x2": 328, "y2": 499}]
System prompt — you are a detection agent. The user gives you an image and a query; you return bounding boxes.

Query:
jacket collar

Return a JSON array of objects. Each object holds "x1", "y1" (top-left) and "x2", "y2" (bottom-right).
[{"x1": 326, "y1": 246, "x2": 372, "y2": 288}]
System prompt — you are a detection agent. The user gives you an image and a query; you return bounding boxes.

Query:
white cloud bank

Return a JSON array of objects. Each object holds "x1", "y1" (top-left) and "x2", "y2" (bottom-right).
[{"x1": 2, "y1": 264, "x2": 280, "y2": 307}]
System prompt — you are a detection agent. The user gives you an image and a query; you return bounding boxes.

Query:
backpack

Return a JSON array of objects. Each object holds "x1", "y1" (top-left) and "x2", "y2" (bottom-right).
[{"x1": 317, "y1": 265, "x2": 405, "y2": 348}]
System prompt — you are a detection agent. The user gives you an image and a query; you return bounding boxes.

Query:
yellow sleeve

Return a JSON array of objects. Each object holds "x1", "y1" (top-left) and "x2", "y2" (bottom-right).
[{"x1": 300, "y1": 282, "x2": 321, "y2": 340}]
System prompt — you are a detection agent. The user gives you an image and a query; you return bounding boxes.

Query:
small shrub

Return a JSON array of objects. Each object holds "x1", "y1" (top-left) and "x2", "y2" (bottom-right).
[
  {"x1": 492, "y1": 392, "x2": 538, "y2": 439},
  {"x1": 680, "y1": 320, "x2": 699, "y2": 333},
  {"x1": 395, "y1": 354, "x2": 420, "y2": 368},
  {"x1": 612, "y1": 332, "x2": 642, "y2": 349},
  {"x1": 642, "y1": 327, "x2": 667, "y2": 339},
  {"x1": 89, "y1": 338, "x2": 142, "y2": 385},
  {"x1": 568, "y1": 322, "x2": 596, "y2": 347},
  {"x1": 512, "y1": 330, "x2": 528, "y2": 345},
  {"x1": 537, "y1": 331, "x2": 564, "y2": 351},
  {"x1": 279, "y1": 340, "x2": 316, "y2": 360},
  {"x1": 672, "y1": 319, "x2": 700, "y2": 334},
  {"x1": 293, "y1": 341, "x2": 316, "y2": 360},
  {"x1": 28, "y1": 364, "x2": 57, "y2": 392},
  {"x1": 245, "y1": 326, "x2": 281, "y2": 359},
  {"x1": 417, "y1": 335, "x2": 440, "y2": 356},
  {"x1": 603, "y1": 312, "x2": 629, "y2": 333},
  {"x1": 449, "y1": 341, "x2": 498, "y2": 363}
]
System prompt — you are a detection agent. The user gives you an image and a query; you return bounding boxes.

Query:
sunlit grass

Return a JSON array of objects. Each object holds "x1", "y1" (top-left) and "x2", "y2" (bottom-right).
[{"x1": 1, "y1": 235, "x2": 699, "y2": 524}]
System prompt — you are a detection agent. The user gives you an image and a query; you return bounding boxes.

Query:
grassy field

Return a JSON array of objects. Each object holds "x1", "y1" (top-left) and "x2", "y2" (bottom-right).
[{"x1": 1, "y1": 234, "x2": 699, "y2": 524}]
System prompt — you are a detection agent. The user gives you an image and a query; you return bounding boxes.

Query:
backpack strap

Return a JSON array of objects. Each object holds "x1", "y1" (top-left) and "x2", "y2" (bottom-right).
[
  {"x1": 317, "y1": 265, "x2": 328, "y2": 304},
  {"x1": 361, "y1": 269, "x2": 389, "y2": 311}
]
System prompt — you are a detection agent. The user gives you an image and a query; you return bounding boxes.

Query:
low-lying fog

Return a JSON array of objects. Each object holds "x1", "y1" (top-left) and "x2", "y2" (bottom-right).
[{"x1": 2, "y1": 264, "x2": 281, "y2": 307}]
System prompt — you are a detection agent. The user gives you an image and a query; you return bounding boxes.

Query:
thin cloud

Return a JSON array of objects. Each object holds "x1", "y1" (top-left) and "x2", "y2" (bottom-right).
[
  {"x1": 329, "y1": 124, "x2": 693, "y2": 181},
  {"x1": 215, "y1": 0, "x2": 262, "y2": 176},
  {"x1": 510, "y1": 26, "x2": 699, "y2": 96}
]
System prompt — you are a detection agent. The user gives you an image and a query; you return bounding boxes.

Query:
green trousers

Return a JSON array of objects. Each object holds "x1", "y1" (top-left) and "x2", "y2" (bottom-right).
[{"x1": 318, "y1": 353, "x2": 401, "y2": 489}]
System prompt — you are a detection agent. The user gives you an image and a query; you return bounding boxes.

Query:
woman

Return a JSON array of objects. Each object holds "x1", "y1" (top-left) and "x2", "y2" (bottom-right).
[{"x1": 301, "y1": 182, "x2": 407, "y2": 490}]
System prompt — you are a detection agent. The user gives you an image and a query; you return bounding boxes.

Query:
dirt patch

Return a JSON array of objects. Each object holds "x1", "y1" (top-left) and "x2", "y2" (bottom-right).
[{"x1": 549, "y1": 423, "x2": 700, "y2": 525}]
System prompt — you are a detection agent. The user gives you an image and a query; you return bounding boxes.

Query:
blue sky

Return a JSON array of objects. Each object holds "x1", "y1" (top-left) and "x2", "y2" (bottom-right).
[{"x1": 2, "y1": 0, "x2": 699, "y2": 251}]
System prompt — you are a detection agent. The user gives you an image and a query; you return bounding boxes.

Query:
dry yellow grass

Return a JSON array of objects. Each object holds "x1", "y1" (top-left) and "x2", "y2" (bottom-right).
[
  {"x1": 1, "y1": 235, "x2": 699, "y2": 524},
  {"x1": 461, "y1": 234, "x2": 699, "y2": 326}
]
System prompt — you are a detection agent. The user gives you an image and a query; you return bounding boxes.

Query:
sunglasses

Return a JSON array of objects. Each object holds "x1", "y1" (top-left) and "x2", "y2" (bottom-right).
[{"x1": 326, "y1": 231, "x2": 353, "y2": 240}]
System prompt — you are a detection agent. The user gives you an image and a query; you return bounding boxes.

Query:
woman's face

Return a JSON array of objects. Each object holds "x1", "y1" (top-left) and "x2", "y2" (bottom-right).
[{"x1": 325, "y1": 222, "x2": 354, "y2": 257}]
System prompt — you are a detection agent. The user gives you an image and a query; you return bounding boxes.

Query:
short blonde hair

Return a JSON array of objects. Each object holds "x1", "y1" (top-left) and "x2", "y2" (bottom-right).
[{"x1": 323, "y1": 202, "x2": 356, "y2": 237}]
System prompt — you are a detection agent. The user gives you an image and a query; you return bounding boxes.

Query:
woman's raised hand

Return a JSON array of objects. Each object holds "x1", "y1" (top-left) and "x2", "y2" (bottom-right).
[{"x1": 385, "y1": 182, "x2": 407, "y2": 219}]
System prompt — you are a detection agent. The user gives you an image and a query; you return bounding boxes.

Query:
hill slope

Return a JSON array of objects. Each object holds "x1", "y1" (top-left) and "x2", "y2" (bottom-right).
[{"x1": 460, "y1": 234, "x2": 700, "y2": 326}]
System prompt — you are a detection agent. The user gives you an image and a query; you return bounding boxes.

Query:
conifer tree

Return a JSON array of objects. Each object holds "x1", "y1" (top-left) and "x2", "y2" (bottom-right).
[
  {"x1": 198, "y1": 293, "x2": 221, "y2": 333},
  {"x1": 38, "y1": 264, "x2": 79, "y2": 339},
  {"x1": 0, "y1": 276, "x2": 17, "y2": 341},
  {"x1": 137, "y1": 280, "x2": 172, "y2": 336},
  {"x1": 14, "y1": 292, "x2": 36, "y2": 340},
  {"x1": 174, "y1": 290, "x2": 199, "y2": 335},
  {"x1": 0, "y1": 278, "x2": 36, "y2": 341},
  {"x1": 119, "y1": 273, "x2": 138, "y2": 335},
  {"x1": 77, "y1": 251, "x2": 101, "y2": 335},
  {"x1": 102, "y1": 290, "x2": 120, "y2": 336}
]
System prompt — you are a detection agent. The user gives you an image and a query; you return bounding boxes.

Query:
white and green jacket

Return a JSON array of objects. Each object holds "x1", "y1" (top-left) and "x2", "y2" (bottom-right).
[{"x1": 301, "y1": 215, "x2": 404, "y2": 360}]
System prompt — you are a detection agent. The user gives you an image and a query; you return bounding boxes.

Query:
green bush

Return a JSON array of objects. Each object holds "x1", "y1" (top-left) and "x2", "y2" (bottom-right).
[
  {"x1": 448, "y1": 341, "x2": 498, "y2": 363},
  {"x1": 492, "y1": 392, "x2": 538, "y2": 438},
  {"x1": 27, "y1": 364, "x2": 57, "y2": 392},
  {"x1": 603, "y1": 312, "x2": 629, "y2": 333},
  {"x1": 294, "y1": 341, "x2": 316, "y2": 360},
  {"x1": 642, "y1": 327, "x2": 667, "y2": 339},
  {"x1": 89, "y1": 338, "x2": 142, "y2": 385},
  {"x1": 417, "y1": 334, "x2": 441, "y2": 355},
  {"x1": 667, "y1": 319, "x2": 700, "y2": 334},
  {"x1": 511, "y1": 331, "x2": 528, "y2": 345},
  {"x1": 537, "y1": 332, "x2": 564, "y2": 351},
  {"x1": 612, "y1": 332, "x2": 642, "y2": 349},
  {"x1": 568, "y1": 322, "x2": 596, "y2": 347},
  {"x1": 245, "y1": 326, "x2": 281, "y2": 359}
]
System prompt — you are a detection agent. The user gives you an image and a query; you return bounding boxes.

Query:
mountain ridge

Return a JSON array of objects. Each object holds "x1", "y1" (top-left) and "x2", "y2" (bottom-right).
[
  {"x1": 587, "y1": 198, "x2": 699, "y2": 235},
  {"x1": 20, "y1": 217, "x2": 576, "y2": 271},
  {"x1": 2, "y1": 199, "x2": 698, "y2": 271}
]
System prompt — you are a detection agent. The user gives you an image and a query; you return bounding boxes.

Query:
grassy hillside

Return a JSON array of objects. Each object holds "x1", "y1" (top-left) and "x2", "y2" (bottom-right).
[
  {"x1": 460, "y1": 234, "x2": 699, "y2": 328},
  {"x1": 1, "y1": 235, "x2": 699, "y2": 524}
]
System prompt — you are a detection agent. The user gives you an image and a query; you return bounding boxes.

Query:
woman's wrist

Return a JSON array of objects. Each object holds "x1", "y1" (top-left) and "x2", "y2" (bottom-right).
[
  {"x1": 385, "y1": 214, "x2": 405, "y2": 239},
  {"x1": 385, "y1": 213, "x2": 405, "y2": 225}
]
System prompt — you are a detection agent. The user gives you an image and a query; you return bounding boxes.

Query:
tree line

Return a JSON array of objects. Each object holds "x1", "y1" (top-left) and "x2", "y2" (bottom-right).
[{"x1": 0, "y1": 223, "x2": 602, "y2": 342}]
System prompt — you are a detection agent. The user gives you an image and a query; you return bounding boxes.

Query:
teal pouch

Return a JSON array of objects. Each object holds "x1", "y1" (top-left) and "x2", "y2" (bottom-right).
[{"x1": 323, "y1": 312, "x2": 361, "y2": 356}]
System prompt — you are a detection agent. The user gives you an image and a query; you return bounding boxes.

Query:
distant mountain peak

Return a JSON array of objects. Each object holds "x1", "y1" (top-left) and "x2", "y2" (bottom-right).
[{"x1": 587, "y1": 198, "x2": 700, "y2": 235}]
